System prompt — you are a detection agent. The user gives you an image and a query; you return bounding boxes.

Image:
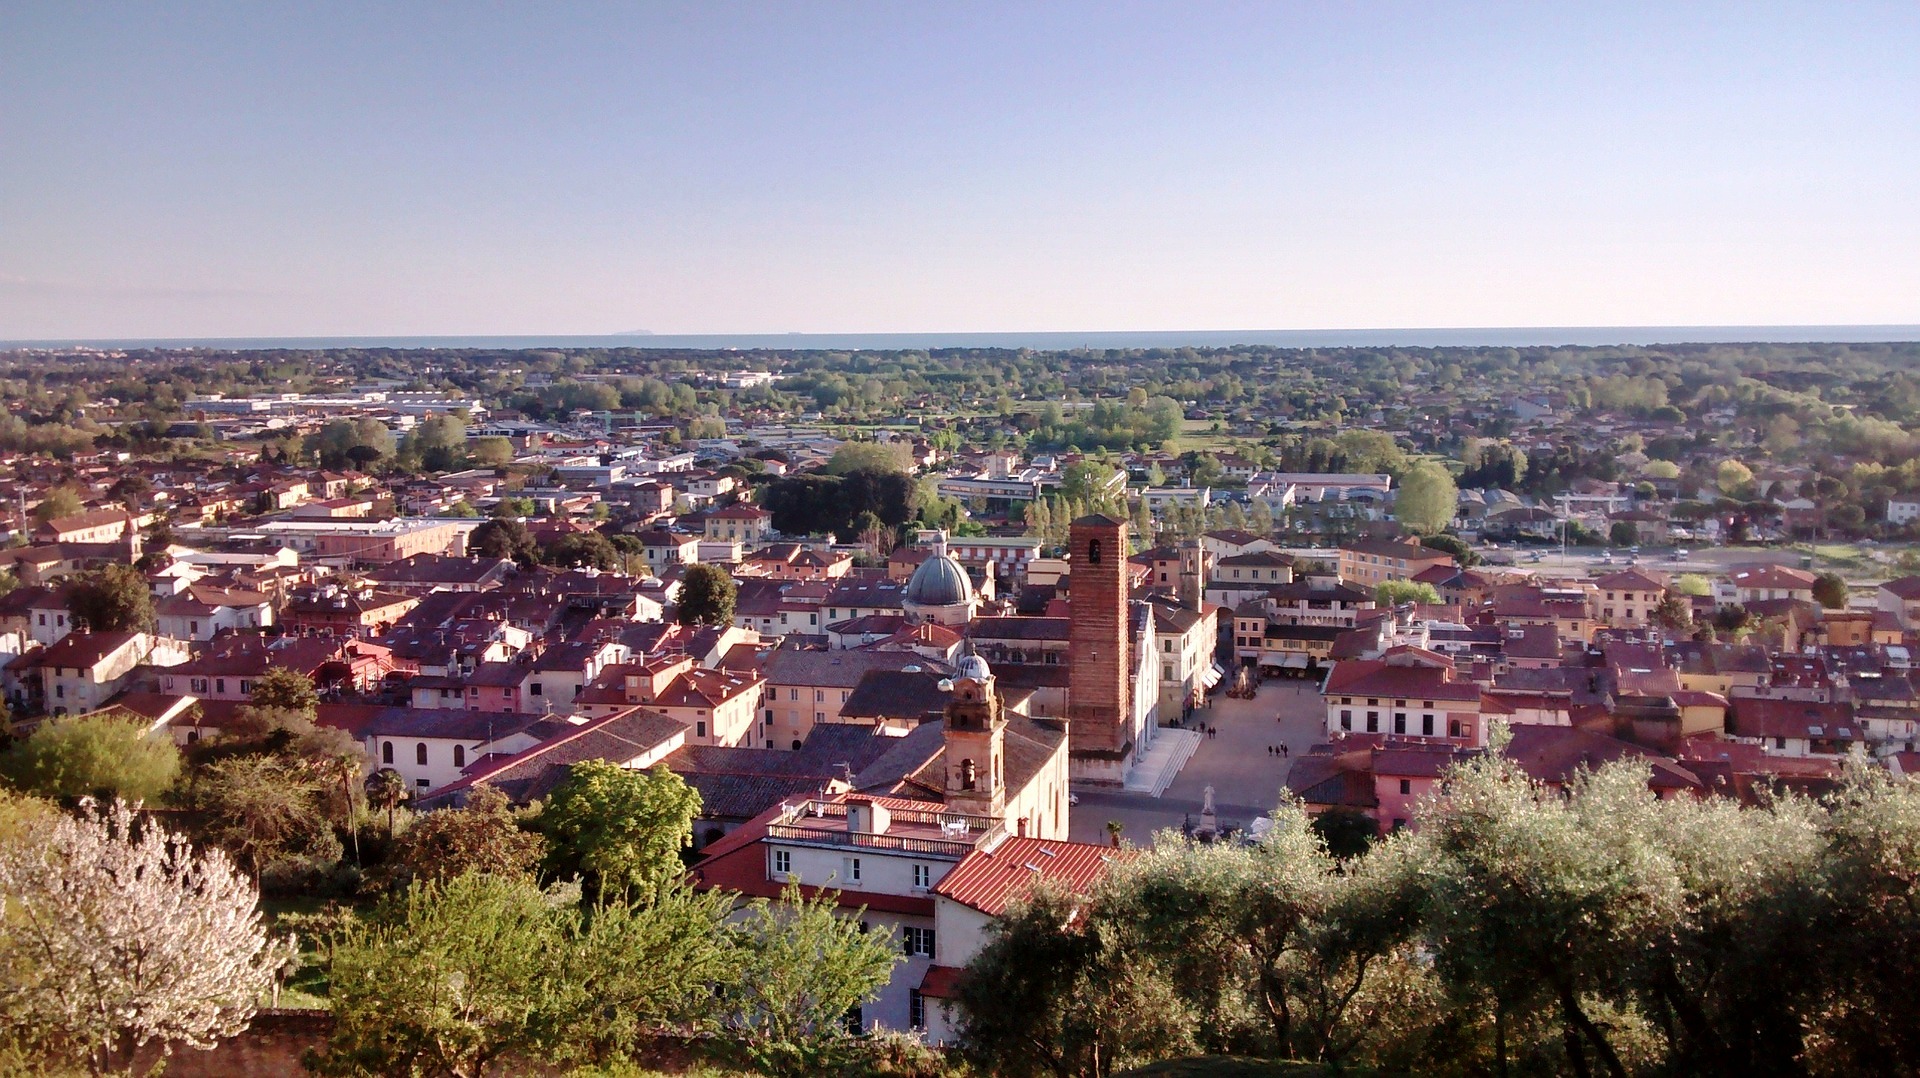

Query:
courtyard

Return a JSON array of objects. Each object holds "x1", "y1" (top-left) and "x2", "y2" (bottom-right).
[{"x1": 1068, "y1": 675, "x2": 1329, "y2": 846}]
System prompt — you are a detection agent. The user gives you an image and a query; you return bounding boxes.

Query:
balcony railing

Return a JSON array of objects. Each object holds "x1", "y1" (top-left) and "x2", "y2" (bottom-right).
[
  {"x1": 765, "y1": 823, "x2": 981, "y2": 858},
  {"x1": 768, "y1": 799, "x2": 1004, "y2": 859}
]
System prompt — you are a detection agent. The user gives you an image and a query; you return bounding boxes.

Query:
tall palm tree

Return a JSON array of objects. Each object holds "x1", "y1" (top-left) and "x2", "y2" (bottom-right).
[
  {"x1": 365, "y1": 767, "x2": 408, "y2": 835},
  {"x1": 316, "y1": 750, "x2": 365, "y2": 865}
]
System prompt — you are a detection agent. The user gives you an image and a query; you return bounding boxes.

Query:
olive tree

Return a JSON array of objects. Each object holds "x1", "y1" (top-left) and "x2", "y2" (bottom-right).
[
  {"x1": 955, "y1": 880, "x2": 1194, "y2": 1078},
  {"x1": 314, "y1": 873, "x2": 574, "y2": 1078},
  {"x1": 712, "y1": 885, "x2": 902, "y2": 1076}
]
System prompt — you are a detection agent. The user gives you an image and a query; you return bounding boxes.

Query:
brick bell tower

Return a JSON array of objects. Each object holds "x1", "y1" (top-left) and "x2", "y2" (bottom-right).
[{"x1": 1067, "y1": 513, "x2": 1133, "y2": 781}]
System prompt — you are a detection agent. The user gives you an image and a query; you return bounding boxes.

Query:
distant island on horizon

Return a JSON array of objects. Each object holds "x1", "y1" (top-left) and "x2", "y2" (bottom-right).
[{"x1": 5, "y1": 323, "x2": 1920, "y2": 353}]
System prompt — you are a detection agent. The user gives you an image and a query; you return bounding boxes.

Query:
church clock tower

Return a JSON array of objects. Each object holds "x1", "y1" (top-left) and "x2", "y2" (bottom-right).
[{"x1": 943, "y1": 651, "x2": 1006, "y2": 819}]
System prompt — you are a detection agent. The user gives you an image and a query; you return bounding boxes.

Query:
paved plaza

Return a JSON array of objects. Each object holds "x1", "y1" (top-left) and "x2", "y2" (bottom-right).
[{"x1": 1067, "y1": 676, "x2": 1329, "y2": 846}]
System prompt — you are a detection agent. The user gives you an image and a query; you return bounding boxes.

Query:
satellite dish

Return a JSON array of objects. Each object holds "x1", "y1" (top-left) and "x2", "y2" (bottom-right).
[{"x1": 937, "y1": 678, "x2": 954, "y2": 692}]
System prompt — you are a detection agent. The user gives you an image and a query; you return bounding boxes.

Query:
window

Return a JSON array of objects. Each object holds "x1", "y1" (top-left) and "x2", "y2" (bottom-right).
[
  {"x1": 1399, "y1": 779, "x2": 1412, "y2": 795},
  {"x1": 773, "y1": 849, "x2": 791, "y2": 876},
  {"x1": 416, "y1": 743, "x2": 428, "y2": 766},
  {"x1": 909, "y1": 989, "x2": 926, "y2": 1030},
  {"x1": 902, "y1": 926, "x2": 935, "y2": 957},
  {"x1": 844, "y1": 857, "x2": 861, "y2": 882},
  {"x1": 815, "y1": 689, "x2": 825, "y2": 703},
  {"x1": 764, "y1": 711, "x2": 773, "y2": 725},
  {"x1": 1340, "y1": 712, "x2": 1352, "y2": 731},
  {"x1": 215, "y1": 679, "x2": 226, "y2": 694},
  {"x1": 1366, "y1": 712, "x2": 1378, "y2": 733},
  {"x1": 913, "y1": 863, "x2": 931, "y2": 890},
  {"x1": 382, "y1": 742, "x2": 393, "y2": 764},
  {"x1": 453, "y1": 745, "x2": 465, "y2": 767},
  {"x1": 1393, "y1": 713, "x2": 1406, "y2": 734},
  {"x1": 239, "y1": 680, "x2": 253, "y2": 695},
  {"x1": 696, "y1": 721, "x2": 706, "y2": 738},
  {"x1": 1422, "y1": 715, "x2": 1434, "y2": 736},
  {"x1": 530, "y1": 682, "x2": 543, "y2": 697},
  {"x1": 417, "y1": 779, "x2": 430, "y2": 788}
]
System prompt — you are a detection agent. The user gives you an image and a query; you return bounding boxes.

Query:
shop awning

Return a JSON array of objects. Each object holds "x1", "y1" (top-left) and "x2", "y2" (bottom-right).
[{"x1": 1201, "y1": 662, "x2": 1225, "y2": 688}]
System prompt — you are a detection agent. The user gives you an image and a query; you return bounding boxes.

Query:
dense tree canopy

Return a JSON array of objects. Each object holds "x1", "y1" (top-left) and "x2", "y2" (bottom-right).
[
  {"x1": 388, "y1": 785, "x2": 543, "y2": 887},
  {"x1": 760, "y1": 468, "x2": 921, "y2": 540},
  {"x1": 472, "y1": 517, "x2": 540, "y2": 566},
  {"x1": 535, "y1": 762, "x2": 702, "y2": 899},
  {"x1": 677, "y1": 564, "x2": 738, "y2": 626},
  {"x1": 1394, "y1": 461, "x2": 1459, "y2": 534},
  {"x1": 0, "y1": 714, "x2": 180, "y2": 803},
  {"x1": 68, "y1": 564, "x2": 156, "y2": 633}
]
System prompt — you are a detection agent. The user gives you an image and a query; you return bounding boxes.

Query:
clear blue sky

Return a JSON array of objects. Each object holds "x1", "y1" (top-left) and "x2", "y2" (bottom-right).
[{"x1": 2, "y1": 2, "x2": 1915, "y2": 338}]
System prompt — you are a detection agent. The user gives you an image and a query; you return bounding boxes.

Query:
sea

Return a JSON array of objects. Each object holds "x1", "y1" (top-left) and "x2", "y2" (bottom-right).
[{"x1": 3, "y1": 325, "x2": 1918, "y2": 352}]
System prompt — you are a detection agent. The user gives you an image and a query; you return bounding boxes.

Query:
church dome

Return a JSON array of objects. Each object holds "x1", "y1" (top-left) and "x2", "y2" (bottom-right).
[
  {"x1": 956, "y1": 651, "x2": 992, "y2": 682},
  {"x1": 905, "y1": 552, "x2": 974, "y2": 608}
]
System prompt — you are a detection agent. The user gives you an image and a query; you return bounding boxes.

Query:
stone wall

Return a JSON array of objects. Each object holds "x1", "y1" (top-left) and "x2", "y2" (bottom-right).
[{"x1": 133, "y1": 1010, "x2": 332, "y2": 1078}]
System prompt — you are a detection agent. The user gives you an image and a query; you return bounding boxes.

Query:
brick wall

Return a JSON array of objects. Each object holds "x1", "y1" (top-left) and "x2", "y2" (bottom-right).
[
  {"x1": 1067, "y1": 515, "x2": 1131, "y2": 758},
  {"x1": 133, "y1": 1010, "x2": 332, "y2": 1078}
]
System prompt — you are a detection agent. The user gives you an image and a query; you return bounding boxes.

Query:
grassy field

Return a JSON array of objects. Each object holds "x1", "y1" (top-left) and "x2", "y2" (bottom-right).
[{"x1": 259, "y1": 894, "x2": 368, "y2": 1010}]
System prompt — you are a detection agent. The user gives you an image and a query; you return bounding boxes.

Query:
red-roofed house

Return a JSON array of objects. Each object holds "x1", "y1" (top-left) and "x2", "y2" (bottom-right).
[
  {"x1": 1878, "y1": 576, "x2": 1920, "y2": 632},
  {"x1": 1321, "y1": 647, "x2": 1487, "y2": 745},
  {"x1": 917, "y1": 835, "x2": 1132, "y2": 1044},
  {"x1": 692, "y1": 665, "x2": 1076, "y2": 1036},
  {"x1": 703, "y1": 504, "x2": 773, "y2": 543},
  {"x1": 1723, "y1": 564, "x2": 1817, "y2": 606},
  {"x1": 1594, "y1": 568, "x2": 1669, "y2": 629}
]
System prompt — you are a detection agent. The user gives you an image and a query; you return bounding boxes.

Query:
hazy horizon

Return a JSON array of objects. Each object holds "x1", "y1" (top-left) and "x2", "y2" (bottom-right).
[
  {"x1": 4, "y1": 3, "x2": 1916, "y2": 339},
  {"x1": 8, "y1": 323, "x2": 1919, "y2": 354}
]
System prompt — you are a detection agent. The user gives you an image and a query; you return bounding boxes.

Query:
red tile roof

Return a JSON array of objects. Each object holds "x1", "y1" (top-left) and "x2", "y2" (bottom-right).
[
  {"x1": 932, "y1": 836, "x2": 1128, "y2": 917},
  {"x1": 1322, "y1": 659, "x2": 1481, "y2": 702},
  {"x1": 1881, "y1": 576, "x2": 1920, "y2": 600},
  {"x1": 917, "y1": 964, "x2": 966, "y2": 999}
]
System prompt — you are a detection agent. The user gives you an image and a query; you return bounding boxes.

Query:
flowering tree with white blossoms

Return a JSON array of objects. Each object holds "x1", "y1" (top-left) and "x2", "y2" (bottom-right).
[{"x1": 0, "y1": 799, "x2": 294, "y2": 1075}]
